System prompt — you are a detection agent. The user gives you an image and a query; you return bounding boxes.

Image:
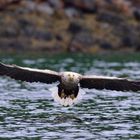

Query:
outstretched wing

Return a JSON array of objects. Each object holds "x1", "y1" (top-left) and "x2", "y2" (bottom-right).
[
  {"x1": 0, "y1": 62, "x2": 61, "y2": 83},
  {"x1": 80, "y1": 75, "x2": 140, "y2": 92}
]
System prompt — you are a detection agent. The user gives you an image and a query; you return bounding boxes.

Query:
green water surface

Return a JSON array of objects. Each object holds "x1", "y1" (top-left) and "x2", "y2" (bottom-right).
[{"x1": 0, "y1": 52, "x2": 140, "y2": 140}]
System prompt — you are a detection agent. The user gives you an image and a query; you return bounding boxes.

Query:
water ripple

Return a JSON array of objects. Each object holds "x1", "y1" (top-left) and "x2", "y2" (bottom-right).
[{"x1": 0, "y1": 58, "x2": 140, "y2": 139}]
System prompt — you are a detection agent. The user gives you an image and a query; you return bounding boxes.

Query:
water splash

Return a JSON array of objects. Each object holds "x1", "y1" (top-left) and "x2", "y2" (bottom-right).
[{"x1": 49, "y1": 87, "x2": 85, "y2": 106}]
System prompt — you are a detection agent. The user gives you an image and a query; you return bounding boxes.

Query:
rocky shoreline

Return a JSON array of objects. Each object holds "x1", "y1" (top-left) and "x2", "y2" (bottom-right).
[{"x1": 0, "y1": 0, "x2": 140, "y2": 53}]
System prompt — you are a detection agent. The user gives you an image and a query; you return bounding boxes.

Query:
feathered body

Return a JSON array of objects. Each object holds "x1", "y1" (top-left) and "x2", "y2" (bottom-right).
[
  {"x1": 0, "y1": 62, "x2": 140, "y2": 106},
  {"x1": 54, "y1": 72, "x2": 83, "y2": 106}
]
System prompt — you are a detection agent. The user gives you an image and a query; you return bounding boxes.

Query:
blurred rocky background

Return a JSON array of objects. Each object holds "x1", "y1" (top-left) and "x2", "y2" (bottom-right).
[{"x1": 0, "y1": 0, "x2": 140, "y2": 53}]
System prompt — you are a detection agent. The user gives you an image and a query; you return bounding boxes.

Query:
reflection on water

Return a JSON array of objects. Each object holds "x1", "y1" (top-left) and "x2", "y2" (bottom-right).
[{"x1": 0, "y1": 55, "x2": 140, "y2": 139}]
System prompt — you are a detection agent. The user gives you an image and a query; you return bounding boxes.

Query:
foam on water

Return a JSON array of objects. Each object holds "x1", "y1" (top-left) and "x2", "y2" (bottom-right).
[
  {"x1": 1, "y1": 57, "x2": 140, "y2": 139},
  {"x1": 49, "y1": 87, "x2": 85, "y2": 106}
]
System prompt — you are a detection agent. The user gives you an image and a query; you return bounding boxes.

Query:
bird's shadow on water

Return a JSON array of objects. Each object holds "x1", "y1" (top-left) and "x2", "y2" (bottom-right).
[
  {"x1": 51, "y1": 102, "x2": 94, "y2": 126},
  {"x1": 50, "y1": 103, "x2": 97, "y2": 137},
  {"x1": 51, "y1": 91, "x2": 96, "y2": 125},
  {"x1": 52, "y1": 106, "x2": 83, "y2": 124}
]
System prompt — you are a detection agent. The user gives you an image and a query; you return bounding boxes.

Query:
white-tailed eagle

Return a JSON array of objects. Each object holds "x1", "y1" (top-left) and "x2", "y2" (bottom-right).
[{"x1": 0, "y1": 62, "x2": 140, "y2": 106}]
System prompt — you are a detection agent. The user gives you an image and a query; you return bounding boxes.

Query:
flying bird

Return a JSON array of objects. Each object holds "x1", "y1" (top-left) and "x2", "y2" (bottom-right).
[{"x1": 0, "y1": 62, "x2": 140, "y2": 106}]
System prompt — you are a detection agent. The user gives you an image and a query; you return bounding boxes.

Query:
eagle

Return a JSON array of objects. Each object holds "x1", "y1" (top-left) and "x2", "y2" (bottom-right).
[{"x1": 0, "y1": 62, "x2": 140, "y2": 106}]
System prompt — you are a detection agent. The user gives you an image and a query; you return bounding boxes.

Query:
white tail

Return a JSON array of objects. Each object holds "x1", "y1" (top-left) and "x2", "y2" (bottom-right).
[{"x1": 49, "y1": 87, "x2": 85, "y2": 106}]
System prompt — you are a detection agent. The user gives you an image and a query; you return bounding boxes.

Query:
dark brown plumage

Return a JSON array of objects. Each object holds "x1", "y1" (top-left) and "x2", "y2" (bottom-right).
[
  {"x1": 80, "y1": 76, "x2": 140, "y2": 92},
  {"x1": 0, "y1": 62, "x2": 140, "y2": 92},
  {"x1": 0, "y1": 62, "x2": 60, "y2": 84},
  {"x1": 0, "y1": 62, "x2": 140, "y2": 106}
]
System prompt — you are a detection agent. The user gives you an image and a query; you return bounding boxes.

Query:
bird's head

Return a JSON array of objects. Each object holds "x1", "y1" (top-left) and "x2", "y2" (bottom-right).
[{"x1": 61, "y1": 72, "x2": 81, "y2": 86}]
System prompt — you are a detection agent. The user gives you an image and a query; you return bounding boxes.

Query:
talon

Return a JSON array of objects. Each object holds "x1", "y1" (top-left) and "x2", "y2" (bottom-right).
[
  {"x1": 61, "y1": 92, "x2": 65, "y2": 98},
  {"x1": 70, "y1": 94, "x2": 75, "y2": 100}
]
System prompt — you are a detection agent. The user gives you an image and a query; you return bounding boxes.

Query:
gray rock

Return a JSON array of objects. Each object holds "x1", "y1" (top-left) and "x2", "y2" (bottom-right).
[
  {"x1": 133, "y1": 9, "x2": 140, "y2": 21},
  {"x1": 36, "y1": 3, "x2": 54, "y2": 15},
  {"x1": 96, "y1": 10, "x2": 124, "y2": 25},
  {"x1": 114, "y1": 23, "x2": 140, "y2": 48},
  {"x1": 100, "y1": 42, "x2": 113, "y2": 49},
  {"x1": 48, "y1": 0, "x2": 64, "y2": 9},
  {"x1": 67, "y1": 22, "x2": 84, "y2": 34},
  {"x1": 65, "y1": 0, "x2": 97, "y2": 13},
  {"x1": 68, "y1": 31, "x2": 95, "y2": 52},
  {"x1": 23, "y1": 1, "x2": 54, "y2": 15},
  {"x1": 33, "y1": 31, "x2": 53, "y2": 41},
  {"x1": 65, "y1": 8, "x2": 81, "y2": 18},
  {"x1": 0, "y1": 27, "x2": 18, "y2": 38}
]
